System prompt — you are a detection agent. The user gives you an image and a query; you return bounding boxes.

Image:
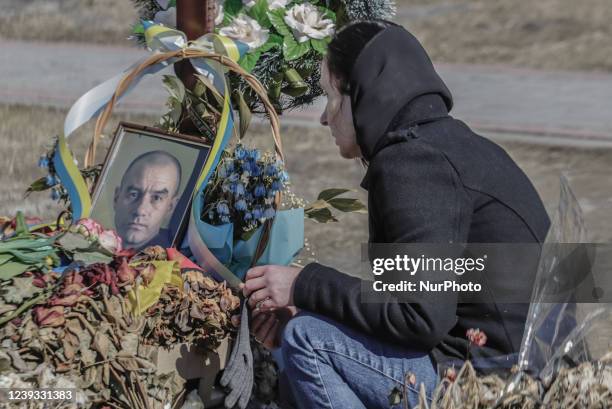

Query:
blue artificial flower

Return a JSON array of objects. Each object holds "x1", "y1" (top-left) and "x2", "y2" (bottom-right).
[
  {"x1": 247, "y1": 148, "x2": 261, "y2": 161},
  {"x1": 228, "y1": 172, "x2": 240, "y2": 183},
  {"x1": 271, "y1": 180, "x2": 282, "y2": 192},
  {"x1": 253, "y1": 207, "x2": 263, "y2": 220},
  {"x1": 254, "y1": 184, "x2": 266, "y2": 198},
  {"x1": 264, "y1": 164, "x2": 277, "y2": 176},
  {"x1": 235, "y1": 199, "x2": 247, "y2": 211},
  {"x1": 218, "y1": 165, "x2": 228, "y2": 179},
  {"x1": 50, "y1": 188, "x2": 60, "y2": 201},
  {"x1": 234, "y1": 183, "x2": 245, "y2": 196},
  {"x1": 221, "y1": 215, "x2": 230, "y2": 224},
  {"x1": 263, "y1": 207, "x2": 276, "y2": 219},
  {"x1": 217, "y1": 202, "x2": 230, "y2": 215},
  {"x1": 38, "y1": 156, "x2": 49, "y2": 169},
  {"x1": 244, "y1": 212, "x2": 253, "y2": 221},
  {"x1": 250, "y1": 163, "x2": 262, "y2": 177},
  {"x1": 45, "y1": 174, "x2": 57, "y2": 187},
  {"x1": 235, "y1": 145, "x2": 247, "y2": 160}
]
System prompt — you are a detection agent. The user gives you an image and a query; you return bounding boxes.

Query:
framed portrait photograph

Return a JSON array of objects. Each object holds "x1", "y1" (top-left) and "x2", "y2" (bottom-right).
[{"x1": 89, "y1": 122, "x2": 212, "y2": 251}]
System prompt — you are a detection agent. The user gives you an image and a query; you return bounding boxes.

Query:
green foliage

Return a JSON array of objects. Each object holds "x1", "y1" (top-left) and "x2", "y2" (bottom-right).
[
  {"x1": 310, "y1": 38, "x2": 329, "y2": 55},
  {"x1": 248, "y1": 0, "x2": 272, "y2": 28},
  {"x1": 267, "y1": 9, "x2": 292, "y2": 37},
  {"x1": 283, "y1": 35, "x2": 311, "y2": 61},
  {"x1": 305, "y1": 189, "x2": 366, "y2": 223},
  {"x1": 224, "y1": 0, "x2": 245, "y2": 19}
]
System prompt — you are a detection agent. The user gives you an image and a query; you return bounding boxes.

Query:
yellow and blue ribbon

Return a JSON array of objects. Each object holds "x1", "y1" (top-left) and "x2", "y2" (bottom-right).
[{"x1": 54, "y1": 22, "x2": 246, "y2": 224}]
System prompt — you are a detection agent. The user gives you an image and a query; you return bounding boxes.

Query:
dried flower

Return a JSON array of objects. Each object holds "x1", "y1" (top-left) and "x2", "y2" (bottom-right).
[
  {"x1": 76, "y1": 218, "x2": 104, "y2": 239},
  {"x1": 466, "y1": 328, "x2": 487, "y2": 347},
  {"x1": 34, "y1": 306, "x2": 65, "y2": 327},
  {"x1": 444, "y1": 367, "x2": 457, "y2": 382},
  {"x1": 98, "y1": 229, "x2": 123, "y2": 254},
  {"x1": 117, "y1": 259, "x2": 138, "y2": 285}
]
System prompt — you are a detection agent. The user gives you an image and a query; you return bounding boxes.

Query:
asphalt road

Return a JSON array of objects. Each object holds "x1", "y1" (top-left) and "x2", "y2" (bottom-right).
[{"x1": 3, "y1": 39, "x2": 612, "y2": 147}]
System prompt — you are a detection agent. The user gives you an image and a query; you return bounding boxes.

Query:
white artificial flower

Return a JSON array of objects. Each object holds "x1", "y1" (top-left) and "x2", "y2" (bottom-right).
[
  {"x1": 219, "y1": 14, "x2": 270, "y2": 50},
  {"x1": 215, "y1": 2, "x2": 224, "y2": 26},
  {"x1": 284, "y1": 2, "x2": 335, "y2": 43},
  {"x1": 242, "y1": 0, "x2": 257, "y2": 8},
  {"x1": 153, "y1": 6, "x2": 177, "y2": 27},
  {"x1": 268, "y1": 0, "x2": 289, "y2": 10}
]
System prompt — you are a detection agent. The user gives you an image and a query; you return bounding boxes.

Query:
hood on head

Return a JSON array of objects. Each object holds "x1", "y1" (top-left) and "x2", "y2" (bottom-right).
[{"x1": 349, "y1": 25, "x2": 453, "y2": 160}]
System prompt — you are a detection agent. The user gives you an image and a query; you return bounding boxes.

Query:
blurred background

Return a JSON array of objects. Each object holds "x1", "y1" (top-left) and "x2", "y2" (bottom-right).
[{"x1": 1, "y1": 0, "x2": 612, "y2": 277}]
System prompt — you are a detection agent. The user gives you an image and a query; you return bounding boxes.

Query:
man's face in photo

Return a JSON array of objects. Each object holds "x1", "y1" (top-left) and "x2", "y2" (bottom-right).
[{"x1": 113, "y1": 153, "x2": 180, "y2": 249}]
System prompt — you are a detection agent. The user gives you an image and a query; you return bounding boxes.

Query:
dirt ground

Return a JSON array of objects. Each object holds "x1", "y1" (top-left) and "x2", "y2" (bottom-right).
[
  {"x1": 2, "y1": 104, "x2": 612, "y2": 274},
  {"x1": 2, "y1": 0, "x2": 612, "y2": 72}
]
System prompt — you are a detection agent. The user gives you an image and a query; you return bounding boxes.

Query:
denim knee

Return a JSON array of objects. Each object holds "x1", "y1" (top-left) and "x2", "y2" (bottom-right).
[{"x1": 281, "y1": 311, "x2": 329, "y2": 359}]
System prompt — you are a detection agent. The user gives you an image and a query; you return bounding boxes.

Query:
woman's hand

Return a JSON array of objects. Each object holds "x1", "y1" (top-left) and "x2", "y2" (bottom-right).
[
  {"x1": 251, "y1": 307, "x2": 299, "y2": 349},
  {"x1": 241, "y1": 265, "x2": 302, "y2": 311}
]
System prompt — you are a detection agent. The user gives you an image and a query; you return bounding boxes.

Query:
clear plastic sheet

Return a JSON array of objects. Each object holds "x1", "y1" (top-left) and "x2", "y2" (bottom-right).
[{"x1": 518, "y1": 171, "x2": 612, "y2": 384}]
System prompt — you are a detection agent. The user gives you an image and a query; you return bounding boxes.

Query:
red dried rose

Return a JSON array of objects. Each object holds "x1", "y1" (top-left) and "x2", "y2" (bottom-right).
[{"x1": 117, "y1": 259, "x2": 137, "y2": 284}]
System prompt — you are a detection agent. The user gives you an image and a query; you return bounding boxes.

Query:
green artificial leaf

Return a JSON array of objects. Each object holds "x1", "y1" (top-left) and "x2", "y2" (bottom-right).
[
  {"x1": 57, "y1": 231, "x2": 92, "y2": 252},
  {"x1": 268, "y1": 33, "x2": 284, "y2": 46},
  {"x1": 248, "y1": 0, "x2": 272, "y2": 28},
  {"x1": 317, "y1": 188, "x2": 352, "y2": 201},
  {"x1": 195, "y1": 75, "x2": 224, "y2": 106},
  {"x1": 162, "y1": 75, "x2": 186, "y2": 103},
  {"x1": 311, "y1": 38, "x2": 329, "y2": 55},
  {"x1": 73, "y1": 250, "x2": 113, "y2": 266},
  {"x1": 283, "y1": 35, "x2": 310, "y2": 61},
  {"x1": 0, "y1": 260, "x2": 32, "y2": 281},
  {"x1": 25, "y1": 176, "x2": 50, "y2": 197},
  {"x1": 0, "y1": 253, "x2": 13, "y2": 265},
  {"x1": 388, "y1": 386, "x2": 403, "y2": 406},
  {"x1": 14, "y1": 211, "x2": 28, "y2": 237},
  {"x1": 328, "y1": 198, "x2": 367, "y2": 213},
  {"x1": 306, "y1": 207, "x2": 338, "y2": 223},
  {"x1": 224, "y1": 0, "x2": 244, "y2": 18},
  {"x1": 238, "y1": 49, "x2": 263, "y2": 73},
  {"x1": 268, "y1": 9, "x2": 292, "y2": 37},
  {"x1": 132, "y1": 22, "x2": 144, "y2": 35},
  {"x1": 235, "y1": 90, "x2": 252, "y2": 138},
  {"x1": 320, "y1": 7, "x2": 337, "y2": 23}
]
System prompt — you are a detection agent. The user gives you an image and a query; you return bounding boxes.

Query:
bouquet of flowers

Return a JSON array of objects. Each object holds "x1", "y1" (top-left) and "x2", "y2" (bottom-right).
[
  {"x1": 130, "y1": 0, "x2": 396, "y2": 113},
  {"x1": 197, "y1": 143, "x2": 303, "y2": 281}
]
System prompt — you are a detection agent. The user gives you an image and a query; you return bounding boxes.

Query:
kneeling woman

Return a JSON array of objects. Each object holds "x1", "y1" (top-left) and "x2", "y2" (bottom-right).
[{"x1": 243, "y1": 20, "x2": 550, "y2": 408}]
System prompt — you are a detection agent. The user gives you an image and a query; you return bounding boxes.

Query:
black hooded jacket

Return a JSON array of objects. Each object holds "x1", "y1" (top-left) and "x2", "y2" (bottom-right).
[{"x1": 292, "y1": 26, "x2": 550, "y2": 369}]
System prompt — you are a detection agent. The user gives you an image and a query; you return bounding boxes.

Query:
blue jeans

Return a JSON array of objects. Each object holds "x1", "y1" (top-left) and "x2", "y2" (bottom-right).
[{"x1": 279, "y1": 311, "x2": 437, "y2": 409}]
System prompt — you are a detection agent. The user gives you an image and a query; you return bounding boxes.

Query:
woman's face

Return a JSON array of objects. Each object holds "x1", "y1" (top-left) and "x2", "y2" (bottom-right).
[{"x1": 319, "y1": 59, "x2": 362, "y2": 159}]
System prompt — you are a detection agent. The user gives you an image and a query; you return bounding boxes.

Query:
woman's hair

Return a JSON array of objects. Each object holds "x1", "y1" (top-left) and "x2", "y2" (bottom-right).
[{"x1": 326, "y1": 20, "x2": 399, "y2": 94}]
